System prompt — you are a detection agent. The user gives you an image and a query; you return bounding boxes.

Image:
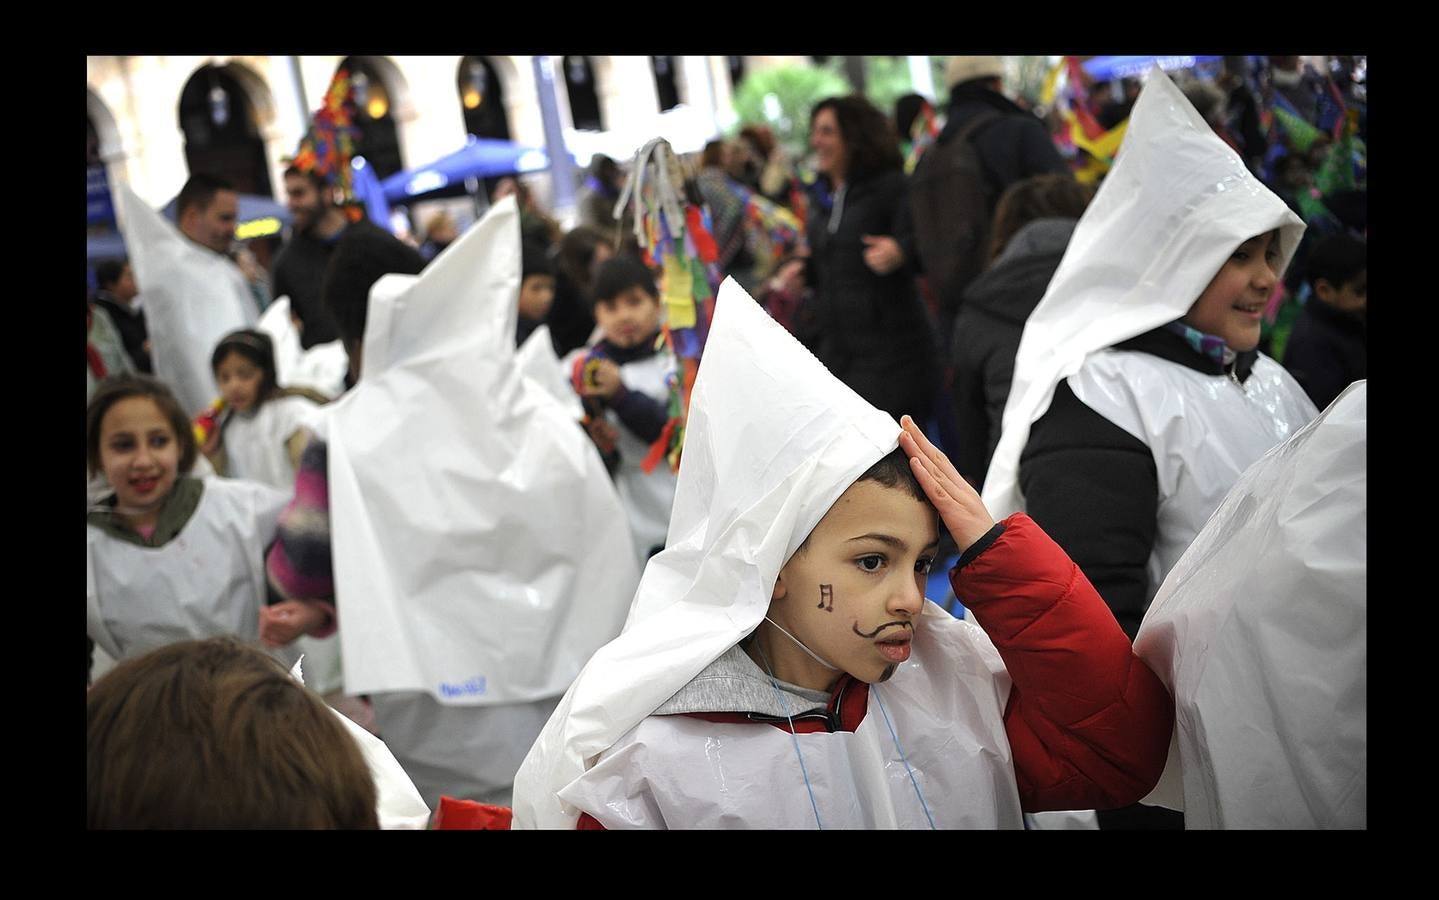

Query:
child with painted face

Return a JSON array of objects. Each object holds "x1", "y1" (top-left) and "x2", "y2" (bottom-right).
[
  {"x1": 512, "y1": 280, "x2": 1173, "y2": 830},
  {"x1": 87, "y1": 375, "x2": 293, "y2": 682},
  {"x1": 204, "y1": 329, "x2": 323, "y2": 490}
]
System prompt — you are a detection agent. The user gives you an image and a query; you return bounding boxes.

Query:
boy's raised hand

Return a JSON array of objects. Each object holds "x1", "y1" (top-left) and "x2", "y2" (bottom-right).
[
  {"x1": 581, "y1": 359, "x2": 624, "y2": 401},
  {"x1": 898, "y1": 415, "x2": 995, "y2": 552}
]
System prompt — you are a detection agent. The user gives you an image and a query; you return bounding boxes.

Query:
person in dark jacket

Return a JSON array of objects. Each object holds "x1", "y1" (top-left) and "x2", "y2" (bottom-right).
[
  {"x1": 93, "y1": 258, "x2": 152, "y2": 374},
  {"x1": 1283, "y1": 233, "x2": 1366, "y2": 409},
  {"x1": 806, "y1": 95, "x2": 937, "y2": 422},
  {"x1": 929, "y1": 57, "x2": 1072, "y2": 339},
  {"x1": 951, "y1": 174, "x2": 1091, "y2": 487}
]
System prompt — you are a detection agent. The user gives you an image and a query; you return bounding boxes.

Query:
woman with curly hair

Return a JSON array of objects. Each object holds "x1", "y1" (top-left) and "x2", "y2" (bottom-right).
[{"x1": 804, "y1": 95, "x2": 938, "y2": 422}]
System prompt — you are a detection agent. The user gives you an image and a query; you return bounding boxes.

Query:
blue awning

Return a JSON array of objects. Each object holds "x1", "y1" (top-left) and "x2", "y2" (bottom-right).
[
  {"x1": 380, "y1": 135, "x2": 562, "y2": 203},
  {"x1": 1081, "y1": 55, "x2": 1223, "y2": 82}
]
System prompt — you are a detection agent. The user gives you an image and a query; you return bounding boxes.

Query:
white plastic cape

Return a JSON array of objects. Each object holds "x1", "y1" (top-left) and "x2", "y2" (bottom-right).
[
  {"x1": 982, "y1": 67, "x2": 1306, "y2": 518},
  {"x1": 513, "y1": 280, "x2": 1022, "y2": 829},
  {"x1": 516, "y1": 324, "x2": 582, "y2": 418},
  {"x1": 288, "y1": 657, "x2": 431, "y2": 829},
  {"x1": 256, "y1": 296, "x2": 350, "y2": 400},
  {"x1": 1134, "y1": 382, "x2": 1366, "y2": 828},
  {"x1": 221, "y1": 394, "x2": 321, "y2": 490},
  {"x1": 86, "y1": 477, "x2": 294, "y2": 666},
  {"x1": 324, "y1": 196, "x2": 640, "y2": 704},
  {"x1": 115, "y1": 185, "x2": 259, "y2": 417}
]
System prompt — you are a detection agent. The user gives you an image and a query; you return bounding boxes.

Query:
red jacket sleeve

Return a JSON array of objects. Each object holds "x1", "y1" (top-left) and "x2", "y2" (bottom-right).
[{"x1": 952, "y1": 513, "x2": 1173, "y2": 812}]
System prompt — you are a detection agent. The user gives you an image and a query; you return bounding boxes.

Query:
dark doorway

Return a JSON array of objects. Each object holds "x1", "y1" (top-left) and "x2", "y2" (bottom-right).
[
  {"x1": 652, "y1": 56, "x2": 680, "y2": 111},
  {"x1": 459, "y1": 56, "x2": 511, "y2": 141},
  {"x1": 177, "y1": 65, "x2": 272, "y2": 196},
  {"x1": 563, "y1": 56, "x2": 603, "y2": 131},
  {"x1": 338, "y1": 56, "x2": 405, "y2": 180}
]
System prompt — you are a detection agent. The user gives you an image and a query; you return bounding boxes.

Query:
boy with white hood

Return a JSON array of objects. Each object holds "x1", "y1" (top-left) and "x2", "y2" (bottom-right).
[
  {"x1": 981, "y1": 69, "x2": 1319, "y2": 828},
  {"x1": 512, "y1": 279, "x2": 1173, "y2": 829}
]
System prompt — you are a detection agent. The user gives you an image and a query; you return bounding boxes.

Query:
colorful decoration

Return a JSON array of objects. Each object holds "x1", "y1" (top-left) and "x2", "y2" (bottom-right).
[
  {"x1": 284, "y1": 69, "x2": 365, "y2": 222},
  {"x1": 1042, "y1": 56, "x2": 1131, "y2": 184},
  {"x1": 192, "y1": 397, "x2": 225, "y2": 447},
  {"x1": 613, "y1": 138, "x2": 720, "y2": 473},
  {"x1": 903, "y1": 101, "x2": 942, "y2": 174}
]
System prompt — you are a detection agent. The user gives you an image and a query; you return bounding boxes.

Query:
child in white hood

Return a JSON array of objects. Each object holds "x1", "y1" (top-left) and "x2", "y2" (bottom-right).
[
  {"x1": 980, "y1": 69, "x2": 1319, "y2": 829},
  {"x1": 512, "y1": 280, "x2": 1173, "y2": 830}
]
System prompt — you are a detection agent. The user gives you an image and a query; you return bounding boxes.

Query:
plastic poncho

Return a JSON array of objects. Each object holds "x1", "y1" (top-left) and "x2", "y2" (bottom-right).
[
  {"x1": 322, "y1": 196, "x2": 640, "y2": 706},
  {"x1": 982, "y1": 68, "x2": 1307, "y2": 521},
  {"x1": 1134, "y1": 382, "x2": 1366, "y2": 828},
  {"x1": 513, "y1": 280, "x2": 1025, "y2": 829},
  {"x1": 256, "y1": 296, "x2": 350, "y2": 400},
  {"x1": 87, "y1": 478, "x2": 291, "y2": 665},
  {"x1": 116, "y1": 185, "x2": 259, "y2": 417}
]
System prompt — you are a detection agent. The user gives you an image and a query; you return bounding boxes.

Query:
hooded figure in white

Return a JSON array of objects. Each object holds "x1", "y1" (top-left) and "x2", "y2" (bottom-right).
[
  {"x1": 314, "y1": 196, "x2": 641, "y2": 806},
  {"x1": 512, "y1": 279, "x2": 1172, "y2": 829},
  {"x1": 116, "y1": 184, "x2": 259, "y2": 417},
  {"x1": 256, "y1": 296, "x2": 350, "y2": 400},
  {"x1": 981, "y1": 68, "x2": 1317, "y2": 634},
  {"x1": 1134, "y1": 382, "x2": 1366, "y2": 828}
]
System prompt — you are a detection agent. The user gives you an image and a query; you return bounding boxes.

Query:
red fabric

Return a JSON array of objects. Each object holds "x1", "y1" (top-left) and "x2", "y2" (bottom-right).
[
  {"x1": 953, "y1": 513, "x2": 1174, "y2": 812},
  {"x1": 686, "y1": 205, "x2": 719, "y2": 264},
  {"x1": 431, "y1": 796, "x2": 512, "y2": 830},
  {"x1": 86, "y1": 343, "x2": 107, "y2": 380}
]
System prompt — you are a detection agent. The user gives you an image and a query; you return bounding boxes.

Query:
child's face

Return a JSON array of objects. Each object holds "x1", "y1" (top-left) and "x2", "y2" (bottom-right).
[
  {"x1": 100, "y1": 397, "x2": 180, "y2": 517},
  {"x1": 765, "y1": 480, "x2": 939, "y2": 691},
  {"x1": 1184, "y1": 231, "x2": 1280, "y2": 352},
  {"x1": 1318, "y1": 271, "x2": 1367, "y2": 313},
  {"x1": 595, "y1": 286, "x2": 662, "y2": 349},
  {"x1": 215, "y1": 351, "x2": 264, "y2": 413},
  {"x1": 519, "y1": 274, "x2": 557, "y2": 322}
]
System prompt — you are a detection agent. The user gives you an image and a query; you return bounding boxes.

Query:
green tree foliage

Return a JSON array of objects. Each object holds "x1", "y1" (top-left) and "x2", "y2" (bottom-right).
[{"x1": 731, "y1": 62, "x2": 851, "y2": 161}]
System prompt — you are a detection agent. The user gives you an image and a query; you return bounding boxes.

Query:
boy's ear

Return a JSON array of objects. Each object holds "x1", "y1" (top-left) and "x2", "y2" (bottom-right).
[
  {"x1": 771, "y1": 571, "x2": 788, "y2": 602},
  {"x1": 1314, "y1": 278, "x2": 1336, "y2": 304}
]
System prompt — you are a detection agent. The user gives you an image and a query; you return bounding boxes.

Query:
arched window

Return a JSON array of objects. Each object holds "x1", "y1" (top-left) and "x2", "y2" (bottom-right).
[
  {"x1": 458, "y1": 56, "x2": 510, "y2": 140},
  {"x1": 338, "y1": 56, "x2": 404, "y2": 180},
  {"x1": 563, "y1": 55, "x2": 603, "y2": 131},
  {"x1": 652, "y1": 55, "x2": 680, "y2": 111},
  {"x1": 177, "y1": 65, "x2": 272, "y2": 196}
]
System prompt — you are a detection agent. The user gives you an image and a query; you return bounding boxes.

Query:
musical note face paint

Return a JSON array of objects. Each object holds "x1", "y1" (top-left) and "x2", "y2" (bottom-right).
[{"x1": 761, "y1": 480, "x2": 938, "y2": 690}]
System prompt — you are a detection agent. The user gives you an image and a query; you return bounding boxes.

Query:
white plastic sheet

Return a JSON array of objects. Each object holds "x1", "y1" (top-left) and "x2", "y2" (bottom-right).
[
  {"x1": 256, "y1": 296, "x2": 350, "y2": 400},
  {"x1": 288, "y1": 657, "x2": 431, "y2": 829},
  {"x1": 513, "y1": 280, "x2": 1021, "y2": 829},
  {"x1": 1135, "y1": 382, "x2": 1366, "y2": 828},
  {"x1": 982, "y1": 67, "x2": 1305, "y2": 519},
  {"x1": 324, "y1": 197, "x2": 640, "y2": 704},
  {"x1": 115, "y1": 185, "x2": 259, "y2": 417}
]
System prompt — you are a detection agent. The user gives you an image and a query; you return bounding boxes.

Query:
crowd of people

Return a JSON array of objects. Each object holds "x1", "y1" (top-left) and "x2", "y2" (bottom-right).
[{"x1": 86, "y1": 55, "x2": 1366, "y2": 829}]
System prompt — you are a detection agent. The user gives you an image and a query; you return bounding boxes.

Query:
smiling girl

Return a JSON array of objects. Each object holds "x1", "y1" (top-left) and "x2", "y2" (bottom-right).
[{"x1": 87, "y1": 375, "x2": 292, "y2": 680}]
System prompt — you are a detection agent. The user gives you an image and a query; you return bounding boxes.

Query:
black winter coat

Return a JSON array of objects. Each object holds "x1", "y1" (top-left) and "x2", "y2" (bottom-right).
[
  {"x1": 1282, "y1": 300, "x2": 1366, "y2": 411},
  {"x1": 952, "y1": 218, "x2": 1076, "y2": 486},
  {"x1": 806, "y1": 168, "x2": 938, "y2": 421}
]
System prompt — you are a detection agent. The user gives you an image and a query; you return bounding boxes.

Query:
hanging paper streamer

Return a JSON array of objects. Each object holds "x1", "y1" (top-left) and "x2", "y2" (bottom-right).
[{"x1": 611, "y1": 137, "x2": 720, "y2": 473}]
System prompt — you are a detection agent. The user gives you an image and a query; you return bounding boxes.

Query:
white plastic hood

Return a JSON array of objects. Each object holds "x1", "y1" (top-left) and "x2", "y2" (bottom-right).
[
  {"x1": 513, "y1": 278, "x2": 902, "y2": 828},
  {"x1": 115, "y1": 184, "x2": 259, "y2": 417},
  {"x1": 982, "y1": 67, "x2": 1305, "y2": 517},
  {"x1": 323, "y1": 196, "x2": 641, "y2": 705}
]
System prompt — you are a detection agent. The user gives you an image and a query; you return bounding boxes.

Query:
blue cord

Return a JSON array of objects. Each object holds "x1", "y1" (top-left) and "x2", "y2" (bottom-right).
[
  {"x1": 872, "y1": 684, "x2": 937, "y2": 829},
  {"x1": 756, "y1": 644, "x2": 824, "y2": 829}
]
